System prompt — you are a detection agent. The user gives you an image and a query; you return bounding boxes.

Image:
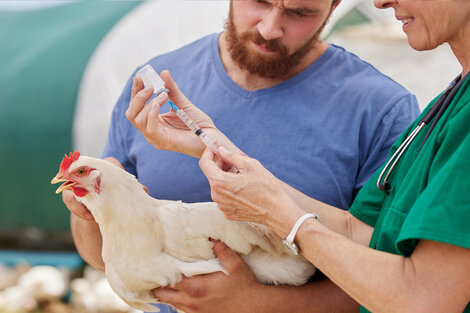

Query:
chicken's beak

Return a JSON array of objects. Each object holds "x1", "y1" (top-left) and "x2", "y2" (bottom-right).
[{"x1": 51, "y1": 174, "x2": 75, "y2": 194}]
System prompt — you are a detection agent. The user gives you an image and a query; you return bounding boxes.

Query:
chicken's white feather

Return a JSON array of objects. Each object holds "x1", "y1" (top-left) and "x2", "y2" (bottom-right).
[{"x1": 55, "y1": 155, "x2": 316, "y2": 312}]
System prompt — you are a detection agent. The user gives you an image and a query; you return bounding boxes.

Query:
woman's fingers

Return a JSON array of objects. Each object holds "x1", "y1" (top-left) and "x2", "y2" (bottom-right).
[
  {"x1": 199, "y1": 148, "x2": 225, "y2": 179},
  {"x1": 200, "y1": 147, "x2": 246, "y2": 176},
  {"x1": 217, "y1": 146, "x2": 248, "y2": 172}
]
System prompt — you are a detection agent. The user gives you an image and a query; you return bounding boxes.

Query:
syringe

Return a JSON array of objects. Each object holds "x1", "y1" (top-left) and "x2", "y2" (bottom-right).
[
  {"x1": 167, "y1": 100, "x2": 218, "y2": 153},
  {"x1": 168, "y1": 101, "x2": 238, "y2": 172}
]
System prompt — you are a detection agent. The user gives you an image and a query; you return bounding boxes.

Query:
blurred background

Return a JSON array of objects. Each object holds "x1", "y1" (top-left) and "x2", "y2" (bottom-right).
[{"x1": 0, "y1": 0, "x2": 460, "y2": 312}]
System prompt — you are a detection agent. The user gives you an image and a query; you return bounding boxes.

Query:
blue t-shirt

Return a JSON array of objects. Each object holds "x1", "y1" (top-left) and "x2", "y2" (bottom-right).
[
  {"x1": 103, "y1": 32, "x2": 419, "y2": 313},
  {"x1": 103, "y1": 33, "x2": 419, "y2": 210}
]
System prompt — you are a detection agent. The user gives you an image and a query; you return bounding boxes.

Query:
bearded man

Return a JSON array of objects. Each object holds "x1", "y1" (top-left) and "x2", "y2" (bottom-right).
[{"x1": 65, "y1": 0, "x2": 420, "y2": 312}]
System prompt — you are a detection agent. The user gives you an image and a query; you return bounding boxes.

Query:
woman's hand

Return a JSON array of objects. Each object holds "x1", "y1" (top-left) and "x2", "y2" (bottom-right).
[
  {"x1": 199, "y1": 147, "x2": 305, "y2": 238},
  {"x1": 126, "y1": 70, "x2": 223, "y2": 158}
]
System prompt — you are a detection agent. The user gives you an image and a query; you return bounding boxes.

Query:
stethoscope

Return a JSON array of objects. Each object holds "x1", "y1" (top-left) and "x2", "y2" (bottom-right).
[{"x1": 377, "y1": 72, "x2": 470, "y2": 193}]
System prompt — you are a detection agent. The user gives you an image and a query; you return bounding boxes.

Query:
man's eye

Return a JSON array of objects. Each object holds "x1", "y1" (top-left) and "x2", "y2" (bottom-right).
[
  {"x1": 256, "y1": 0, "x2": 270, "y2": 5},
  {"x1": 289, "y1": 11, "x2": 310, "y2": 18},
  {"x1": 77, "y1": 168, "x2": 86, "y2": 176},
  {"x1": 295, "y1": 12, "x2": 309, "y2": 18}
]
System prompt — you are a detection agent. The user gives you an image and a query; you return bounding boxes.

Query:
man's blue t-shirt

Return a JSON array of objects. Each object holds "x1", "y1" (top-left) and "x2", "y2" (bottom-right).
[
  {"x1": 103, "y1": 33, "x2": 419, "y2": 313},
  {"x1": 103, "y1": 33, "x2": 419, "y2": 211}
]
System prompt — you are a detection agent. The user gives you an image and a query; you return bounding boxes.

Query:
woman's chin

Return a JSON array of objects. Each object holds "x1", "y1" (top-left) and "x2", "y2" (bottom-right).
[{"x1": 407, "y1": 38, "x2": 439, "y2": 52}]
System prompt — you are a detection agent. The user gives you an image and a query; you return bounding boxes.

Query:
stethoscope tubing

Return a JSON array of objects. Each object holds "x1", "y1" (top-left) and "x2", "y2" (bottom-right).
[
  {"x1": 376, "y1": 122, "x2": 425, "y2": 190},
  {"x1": 376, "y1": 72, "x2": 469, "y2": 193}
]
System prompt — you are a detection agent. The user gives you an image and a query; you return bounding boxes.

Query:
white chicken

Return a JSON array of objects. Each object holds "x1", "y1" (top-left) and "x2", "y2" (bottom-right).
[
  {"x1": 0, "y1": 265, "x2": 68, "y2": 312},
  {"x1": 18, "y1": 266, "x2": 69, "y2": 302},
  {"x1": 0, "y1": 263, "x2": 27, "y2": 291},
  {"x1": 71, "y1": 267, "x2": 140, "y2": 313},
  {"x1": 51, "y1": 152, "x2": 315, "y2": 312}
]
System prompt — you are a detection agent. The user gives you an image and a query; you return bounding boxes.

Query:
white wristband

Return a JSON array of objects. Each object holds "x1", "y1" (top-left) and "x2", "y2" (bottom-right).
[{"x1": 282, "y1": 213, "x2": 318, "y2": 255}]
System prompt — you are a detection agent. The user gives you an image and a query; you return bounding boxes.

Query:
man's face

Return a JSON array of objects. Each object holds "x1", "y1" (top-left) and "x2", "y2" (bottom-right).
[{"x1": 225, "y1": 0, "x2": 336, "y2": 78}]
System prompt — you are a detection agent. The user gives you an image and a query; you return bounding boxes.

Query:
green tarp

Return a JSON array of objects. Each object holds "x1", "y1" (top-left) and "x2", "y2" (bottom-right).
[{"x1": 0, "y1": 1, "x2": 141, "y2": 233}]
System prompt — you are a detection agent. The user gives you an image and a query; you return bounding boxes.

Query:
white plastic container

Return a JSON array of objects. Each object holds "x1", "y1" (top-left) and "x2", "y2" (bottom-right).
[{"x1": 135, "y1": 64, "x2": 169, "y2": 96}]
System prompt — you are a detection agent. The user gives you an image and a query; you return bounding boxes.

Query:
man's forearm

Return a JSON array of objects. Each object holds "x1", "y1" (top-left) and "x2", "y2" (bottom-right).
[{"x1": 70, "y1": 214, "x2": 105, "y2": 271}]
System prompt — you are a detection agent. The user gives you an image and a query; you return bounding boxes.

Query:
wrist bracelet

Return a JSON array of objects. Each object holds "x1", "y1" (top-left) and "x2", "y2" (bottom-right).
[{"x1": 282, "y1": 213, "x2": 318, "y2": 255}]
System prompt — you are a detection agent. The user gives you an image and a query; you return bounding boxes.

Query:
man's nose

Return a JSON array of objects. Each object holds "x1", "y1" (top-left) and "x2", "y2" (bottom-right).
[{"x1": 257, "y1": 8, "x2": 284, "y2": 41}]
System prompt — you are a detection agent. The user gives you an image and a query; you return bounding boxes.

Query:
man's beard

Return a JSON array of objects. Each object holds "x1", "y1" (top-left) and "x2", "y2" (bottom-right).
[{"x1": 224, "y1": 8, "x2": 328, "y2": 79}]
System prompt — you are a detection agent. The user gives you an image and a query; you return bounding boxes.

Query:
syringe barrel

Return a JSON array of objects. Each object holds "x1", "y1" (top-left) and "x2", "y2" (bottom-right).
[
  {"x1": 176, "y1": 109, "x2": 199, "y2": 133},
  {"x1": 175, "y1": 108, "x2": 237, "y2": 173},
  {"x1": 197, "y1": 131, "x2": 218, "y2": 153}
]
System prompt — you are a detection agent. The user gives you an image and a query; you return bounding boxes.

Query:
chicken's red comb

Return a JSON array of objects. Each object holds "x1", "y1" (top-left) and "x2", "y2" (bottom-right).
[{"x1": 60, "y1": 151, "x2": 81, "y2": 172}]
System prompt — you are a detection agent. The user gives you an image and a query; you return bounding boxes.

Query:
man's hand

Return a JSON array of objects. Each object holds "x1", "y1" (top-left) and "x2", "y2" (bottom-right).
[
  {"x1": 152, "y1": 240, "x2": 262, "y2": 313},
  {"x1": 126, "y1": 70, "x2": 224, "y2": 158},
  {"x1": 62, "y1": 189, "x2": 94, "y2": 220}
]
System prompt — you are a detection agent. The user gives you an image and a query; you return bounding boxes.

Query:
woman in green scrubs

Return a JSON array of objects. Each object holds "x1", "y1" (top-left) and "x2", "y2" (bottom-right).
[{"x1": 193, "y1": 0, "x2": 470, "y2": 312}]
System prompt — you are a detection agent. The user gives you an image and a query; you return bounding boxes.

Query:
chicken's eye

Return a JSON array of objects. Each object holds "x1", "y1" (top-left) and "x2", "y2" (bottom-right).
[{"x1": 76, "y1": 168, "x2": 86, "y2": 176}]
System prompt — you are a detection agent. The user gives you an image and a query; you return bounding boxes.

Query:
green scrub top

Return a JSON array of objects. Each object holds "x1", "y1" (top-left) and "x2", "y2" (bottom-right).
[{"x1": 350, "y1": 76, "x2": 470, "y2": 313}]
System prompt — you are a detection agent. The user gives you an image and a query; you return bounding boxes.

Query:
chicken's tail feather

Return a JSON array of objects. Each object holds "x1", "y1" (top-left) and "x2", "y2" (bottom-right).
[
  {"x1": 242, "y1": 247, "x2": 316, "y2": 285},
  {"x1": 175, "y1": 258, "x2": 226, "y2": 278}
]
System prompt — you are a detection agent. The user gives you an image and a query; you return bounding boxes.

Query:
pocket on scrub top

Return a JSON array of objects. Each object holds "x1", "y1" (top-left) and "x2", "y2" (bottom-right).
[{"x1": 374, "y1": 206, "x2": 408, "y2": 254}]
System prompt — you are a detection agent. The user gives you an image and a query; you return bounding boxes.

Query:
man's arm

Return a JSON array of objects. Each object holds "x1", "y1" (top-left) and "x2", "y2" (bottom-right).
[{"x1": 70, "y1": 212, "x2": 105, "y2": 271}]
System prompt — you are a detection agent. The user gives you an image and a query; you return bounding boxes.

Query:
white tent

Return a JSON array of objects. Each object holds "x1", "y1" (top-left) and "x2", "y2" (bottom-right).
[{"x1": 327, "y1": 0, "x2": 460, "y2": 107}]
